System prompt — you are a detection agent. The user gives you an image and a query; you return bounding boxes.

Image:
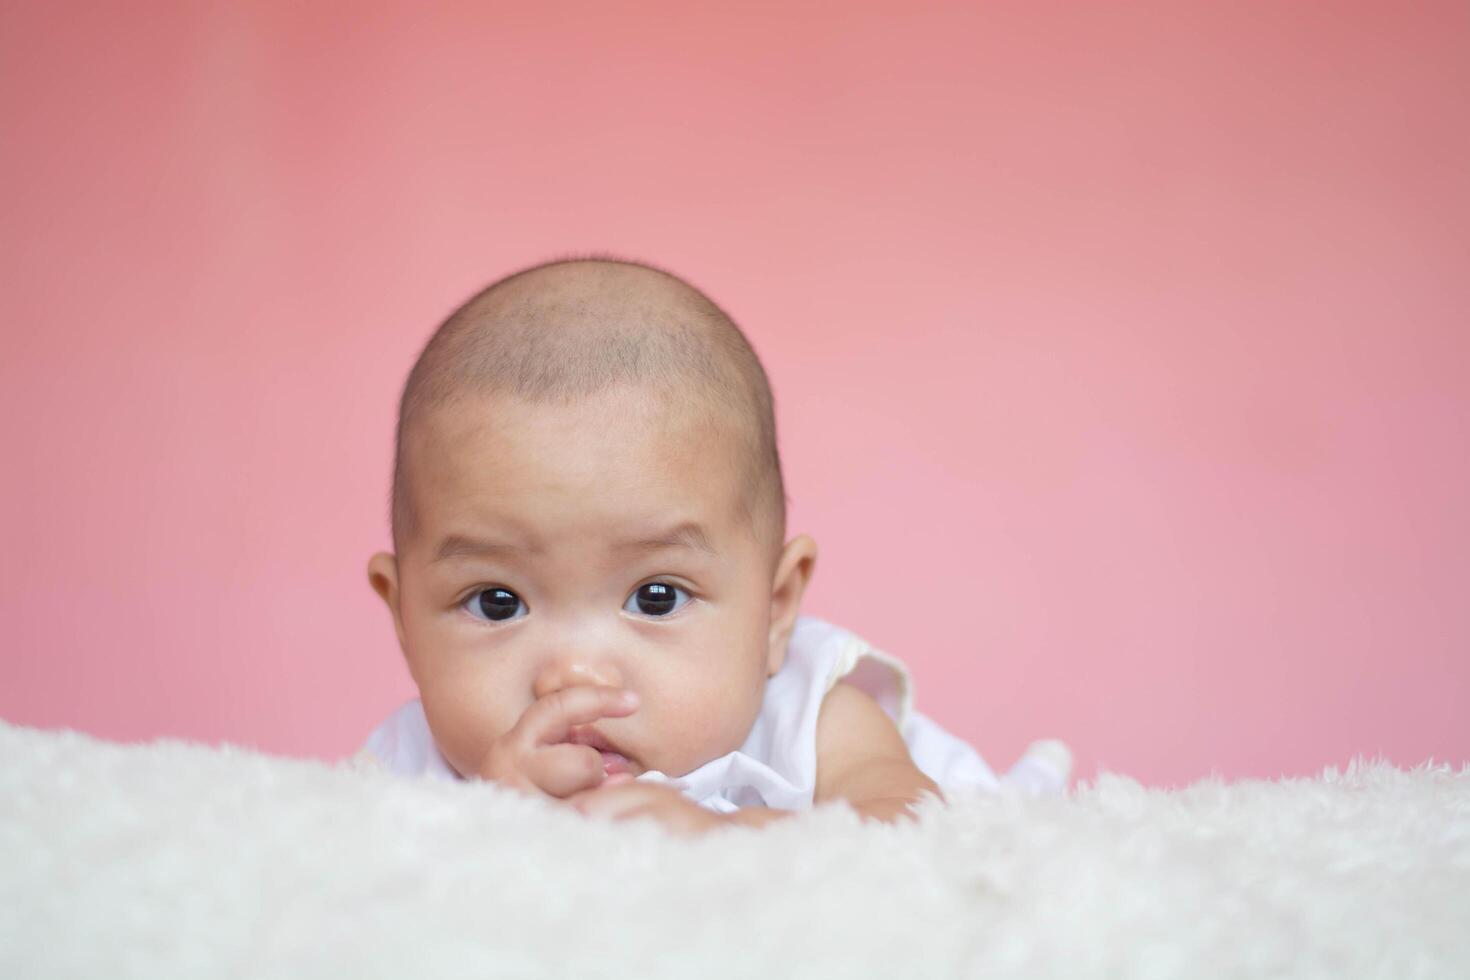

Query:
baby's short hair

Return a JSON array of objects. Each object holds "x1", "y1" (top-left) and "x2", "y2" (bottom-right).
[{"x1": 390, "y1": 254, "x2": 786, "y2": 557}]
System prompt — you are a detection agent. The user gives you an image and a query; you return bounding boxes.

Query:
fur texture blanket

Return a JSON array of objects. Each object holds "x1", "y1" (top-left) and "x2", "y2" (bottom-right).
[{"x1": 2, "y1": 719, "x2": 1467, "y2": 978}]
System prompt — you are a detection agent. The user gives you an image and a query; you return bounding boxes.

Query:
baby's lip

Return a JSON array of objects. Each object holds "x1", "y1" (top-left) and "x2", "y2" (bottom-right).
[{"x1": 565, "y1": 725, "x2": 639, "y2": 772}]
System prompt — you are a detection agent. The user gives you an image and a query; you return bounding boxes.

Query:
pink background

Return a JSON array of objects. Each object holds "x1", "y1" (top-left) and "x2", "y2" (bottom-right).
[{"x1": 2, "y1": 2, "x2": 1466, "y2": 787}]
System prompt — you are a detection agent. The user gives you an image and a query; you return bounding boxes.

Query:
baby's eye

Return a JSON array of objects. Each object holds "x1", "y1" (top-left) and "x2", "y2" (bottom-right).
[
  {"x1": 624, "y1": 582, "x2": 691, "y2": 618},
  {"x1": 464, "y1": 587, "x2": 527, "y2": 623}
]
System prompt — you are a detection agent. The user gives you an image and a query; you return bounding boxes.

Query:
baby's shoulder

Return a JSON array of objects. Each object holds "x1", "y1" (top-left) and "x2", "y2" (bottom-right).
[{"x1": 785, "y1": 615, "x2": 914, "y2": 729}]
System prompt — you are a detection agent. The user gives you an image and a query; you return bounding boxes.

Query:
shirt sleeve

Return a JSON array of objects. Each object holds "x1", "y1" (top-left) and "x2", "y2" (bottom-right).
[
  {"x1": 822, "y1": 631, "x2": 914, "y2": 731},
  {"x1": 815, "y1": 624, "x2": 1005, "y2": 793}
]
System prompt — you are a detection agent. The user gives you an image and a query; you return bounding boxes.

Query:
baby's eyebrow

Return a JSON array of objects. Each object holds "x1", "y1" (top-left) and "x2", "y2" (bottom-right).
[
  {"x1": 613, "y1": 521, "x2": 717, "y2": 557},
  {"x1": 430, "y1": 521, "x2": 716, "y2": 564},
  {"x1": 431, "y1": 535, "x2": 527, "y2": 563}
]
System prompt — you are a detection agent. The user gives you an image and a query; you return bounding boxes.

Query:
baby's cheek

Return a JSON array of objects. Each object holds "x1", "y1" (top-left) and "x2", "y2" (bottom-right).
[
  {"x1": 423, "y1": 686, "x2": 520, "y2": 777},
  {"x1": 654, "y1": 677, "x2": 762, "y2": 774}
]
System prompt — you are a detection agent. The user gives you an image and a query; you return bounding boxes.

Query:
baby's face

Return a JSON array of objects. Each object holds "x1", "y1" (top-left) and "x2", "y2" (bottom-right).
[{"x1": 379, "y1": 386, "x2": 784, "y2": 780}]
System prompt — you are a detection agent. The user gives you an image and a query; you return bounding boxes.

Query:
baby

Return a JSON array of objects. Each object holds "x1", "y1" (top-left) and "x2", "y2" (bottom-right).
[{"x1": 359, "y1": 256, "x2": 1069, "y2": 834}]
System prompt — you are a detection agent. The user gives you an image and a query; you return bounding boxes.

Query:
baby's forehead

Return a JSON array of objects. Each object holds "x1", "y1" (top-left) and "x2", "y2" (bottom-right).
[
  {"x1": 410, "y1": 444, "x2": 755, "y2": 565},
  {"x1": 405, "y1": 387, "x2": 753, "y2": 502},
  {"x1": 408, "y1": 382, "x2": 749, "y2": 451}
]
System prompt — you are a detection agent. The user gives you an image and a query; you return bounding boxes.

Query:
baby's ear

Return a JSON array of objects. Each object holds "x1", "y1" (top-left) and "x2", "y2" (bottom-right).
[
  {"x1": 765, "y1": 535, "x2": 817, "y2": 676},
  {"x1": 367, "y1": 552, "x2": 408, "y2": 653}
]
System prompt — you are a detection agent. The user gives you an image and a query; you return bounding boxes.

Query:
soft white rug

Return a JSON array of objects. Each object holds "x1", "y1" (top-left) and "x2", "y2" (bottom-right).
[{"x1": 1, "y1": 720, "x2": 1466, "y2": 979}]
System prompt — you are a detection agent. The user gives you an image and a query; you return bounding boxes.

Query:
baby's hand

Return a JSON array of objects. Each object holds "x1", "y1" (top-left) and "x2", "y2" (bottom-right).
[
  {"x1": 567, "y1": 781, "x2": 727, "y2": 837},
  {"x1": 477, "y1": 686, "x2": 639, "y2": 799}
]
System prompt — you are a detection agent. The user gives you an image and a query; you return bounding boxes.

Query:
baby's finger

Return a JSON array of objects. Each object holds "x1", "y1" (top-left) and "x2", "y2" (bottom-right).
[
  {"x1": 571, "y1": 783, "x2": 649, "y2": 819},
  {"x1": 524, "y1": 742, "x2": 608, "y2": 798},
  {"x1": 516, "y1": 685, "x2": 640, "y2": 749}
]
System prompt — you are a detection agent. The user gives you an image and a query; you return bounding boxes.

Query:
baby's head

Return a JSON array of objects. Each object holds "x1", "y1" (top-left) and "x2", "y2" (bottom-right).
[{"x1": 368, "y1": 257, "x2": 817, "y2": 780}]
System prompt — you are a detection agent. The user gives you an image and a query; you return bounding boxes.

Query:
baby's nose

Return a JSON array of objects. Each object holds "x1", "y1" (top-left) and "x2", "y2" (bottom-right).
[{"x1": 531, "y1": 654, "x2": 624, "y2": 701}]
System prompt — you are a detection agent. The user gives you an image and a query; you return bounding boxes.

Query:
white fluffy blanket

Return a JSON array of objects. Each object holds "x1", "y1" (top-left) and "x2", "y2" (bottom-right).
[{"x1": 2, "y1": 720, "x2": 1467, "y2": 978}]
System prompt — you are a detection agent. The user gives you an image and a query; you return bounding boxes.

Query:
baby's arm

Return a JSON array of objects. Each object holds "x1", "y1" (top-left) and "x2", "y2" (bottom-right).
[
  {"x1": 808, "y1": 680, "x2": 943, "y2": 823},
  {"x1": 721, "y1": 682, "x2": 941, "y2": 829}
]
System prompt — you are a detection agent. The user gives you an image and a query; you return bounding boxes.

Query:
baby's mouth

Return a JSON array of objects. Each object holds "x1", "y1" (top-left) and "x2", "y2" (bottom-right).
[{"x1": 565, "y1": 726, "x2": 640, "y2": 777}]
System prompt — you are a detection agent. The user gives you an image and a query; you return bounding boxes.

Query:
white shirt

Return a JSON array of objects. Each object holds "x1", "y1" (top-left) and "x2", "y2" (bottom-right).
[{"x1": 359, "y1": 615, "x2": 1068, "y2": 811}]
